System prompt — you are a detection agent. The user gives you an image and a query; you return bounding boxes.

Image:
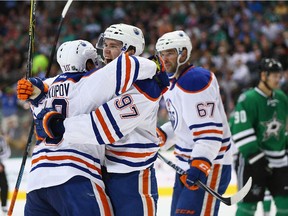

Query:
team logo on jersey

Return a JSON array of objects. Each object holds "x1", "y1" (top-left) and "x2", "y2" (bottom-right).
[
  {"x1": 261, "y1": 112, "x2": 283, "y2": 141},
  {"x1": 165, "y1": 98, "x2": 178, "y2": 129}
]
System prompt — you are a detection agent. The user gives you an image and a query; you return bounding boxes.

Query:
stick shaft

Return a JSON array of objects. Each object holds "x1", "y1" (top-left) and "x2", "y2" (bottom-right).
[
  {"x1": 8, "y1": 1, "x2": 73, "y2": 215},
  {"x1": 157, "y1": 153, "x2": 252, "y2": 206},
  {"x1": 26, "y1": 0, "x2": 36, "y2": 79},
  {"x1": 45, "y1": 0, "x2": 73, "y2": 77},
  {"x1": 7, "y1": 123, "x2": 34, "y2": 216}
]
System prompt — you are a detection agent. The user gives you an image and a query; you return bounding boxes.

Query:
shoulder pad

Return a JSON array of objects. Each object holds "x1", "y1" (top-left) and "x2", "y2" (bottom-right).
[{"x1": 177, "y1": 67, "x2": 212, "y2": 93}]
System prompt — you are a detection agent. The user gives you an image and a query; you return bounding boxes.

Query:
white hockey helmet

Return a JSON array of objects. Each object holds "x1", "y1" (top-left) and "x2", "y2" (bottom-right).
[
  {"x1": 156, "y1": 30, "x2": 192, "y2": 61},
  {"x1": 57, "y1": 40, "x2": 98, "y2": 73},
  {"x1": 96, "y1": 23, "x2": 145, "y2": 56}
]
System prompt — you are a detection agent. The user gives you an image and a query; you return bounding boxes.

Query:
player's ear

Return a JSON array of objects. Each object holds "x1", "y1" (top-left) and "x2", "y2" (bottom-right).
[
  {"x1": 180, "y1": 49, "x2": 188, "y2": 63},
  {"x1": 86, "y1": 59, "x2": 96, "y2": 71}
]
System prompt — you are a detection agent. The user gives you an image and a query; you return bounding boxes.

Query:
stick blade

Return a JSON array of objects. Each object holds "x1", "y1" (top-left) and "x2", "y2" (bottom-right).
[{"x1": 229, "y1": 177, "x2": 252, "y2": 205}]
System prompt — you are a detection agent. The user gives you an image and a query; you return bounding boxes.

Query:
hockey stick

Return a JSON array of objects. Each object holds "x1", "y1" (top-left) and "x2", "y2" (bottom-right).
[
  {"x1": 8, "y1": 1, "x2": 36, "y2": 215},
  {"x1": 45, "y1": 0, "x2": 73, "y2": 77},
  {"x1": 8, "y1": 1, "x2": 73, "y2": 215},
  {"x1": 157, "y1": 153, "x2": 252, "y2": 206},
  {"x1": 26, "y1": 0, "x2": 36, "y2": 79}
]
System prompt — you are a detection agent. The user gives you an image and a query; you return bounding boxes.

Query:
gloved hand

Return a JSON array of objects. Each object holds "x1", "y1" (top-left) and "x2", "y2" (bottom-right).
[
  {"x1": 34, "y1": 108, "x2": 65, "y2": 140},
  {"x1": 156, "y1": 126, "x2": 167, "y2": 147},
  {"x1": 148, "y1": 55, "x2": 165, "y2": 74},
  {"x1": 180, "y1": 158, "x2": 211, "y2": 190},
  {"x1": 148, "y1": 55, "x2": 169, "y2": 92},
  {"x1": 17, "y1": 77, "x2": 48, "y2": 106},
  {"x1": 248, "y1": 152, "x2": 272, "y2": 174}
]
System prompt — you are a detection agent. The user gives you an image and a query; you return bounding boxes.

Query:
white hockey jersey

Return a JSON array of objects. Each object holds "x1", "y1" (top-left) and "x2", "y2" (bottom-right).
[
  {"x1": 161, "y1": 65, "x2": 233, "y2": 171},
  {"x1": 62, "y1": 76, "x2": 165, "y2": 173},
  {"x1": 27, "y1": 53, "x2": 158, "y2": 193}
]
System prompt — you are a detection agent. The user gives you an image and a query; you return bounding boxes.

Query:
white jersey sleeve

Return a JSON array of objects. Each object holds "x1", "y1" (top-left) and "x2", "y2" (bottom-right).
[
  {"x1": 78, "y1": 53, "x2": 157, "y2": 111},
  {"x1": 63, "y1": 87, "x2": 160, "y2": 145}
]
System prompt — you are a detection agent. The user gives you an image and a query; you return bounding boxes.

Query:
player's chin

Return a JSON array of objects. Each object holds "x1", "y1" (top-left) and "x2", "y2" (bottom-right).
[{"x1": 105, "y1": 59, "x2": 113, "y2": 64}]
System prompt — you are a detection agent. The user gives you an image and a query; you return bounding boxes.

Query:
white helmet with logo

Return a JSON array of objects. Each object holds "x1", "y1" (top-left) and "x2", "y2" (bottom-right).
[
  {"x1": 156, "y1": 30, "x2": 192, "y2": 61},
  {"x1": 96, "y1": 23, "x2": 145, "y2": 56},
  {"x1": 57, "y1": 40, "x2": 98, "y2": 73},
  {"x1": 156, "y1": 30, "x2": 192, "y2": 77}
]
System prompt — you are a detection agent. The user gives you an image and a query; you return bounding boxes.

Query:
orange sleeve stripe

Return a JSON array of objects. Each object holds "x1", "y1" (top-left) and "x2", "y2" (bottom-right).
[
  {"x1": 193, "y1": 129, "x2": 223, "y2": 136},
  {"x1": 121, "y1": 53, "x2": 131, "y2": 93},
  {"x1": 32, "y1": 155, "x2": 102, "y2": 174},
  {"x1": 107, "y1": 149, "x2": 155, "y2": 158},
  {"x1": 95, "y1": 109, "x2": 115, "y2": 143},
  {"x1": 219, "y1": 146, "x2": 228, "y2": 152}
]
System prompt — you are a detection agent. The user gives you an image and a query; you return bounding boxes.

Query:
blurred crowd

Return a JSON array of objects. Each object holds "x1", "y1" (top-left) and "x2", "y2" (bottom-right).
[{"x1": 0, "y1": 1, "x2": 287, "y2": 157}]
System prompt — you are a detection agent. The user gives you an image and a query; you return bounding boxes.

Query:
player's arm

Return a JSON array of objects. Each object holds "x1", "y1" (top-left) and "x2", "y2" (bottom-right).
[
  {"x1": 17, "y1": 77, "x2": 56, "y2": 106},
  {"x1": 80, "y1": 53, "x2": 158, "y2": 109},
  {"x1": 230, "y1": 94, "x2": 261, "y2": 162},
  {"x1": 157, "y1": 121, "x2": 178, "y2": 151},
  {"x1": 36, "y1": 92, "x2": 160, "y2": 145}
]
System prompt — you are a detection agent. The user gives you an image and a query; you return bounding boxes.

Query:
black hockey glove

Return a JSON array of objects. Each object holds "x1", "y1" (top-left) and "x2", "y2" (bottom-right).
[{"x1": 148, "y1": 55, "x2": 169, "y2": 92}]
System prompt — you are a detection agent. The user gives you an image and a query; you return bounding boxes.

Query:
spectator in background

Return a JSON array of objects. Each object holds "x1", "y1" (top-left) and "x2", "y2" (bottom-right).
[
  {"x1": 0, "y1": 134, "x2": 11, "y2": 214},
  {"x1": 0, "y1": 86, "x2": 18, "y2": 139}
]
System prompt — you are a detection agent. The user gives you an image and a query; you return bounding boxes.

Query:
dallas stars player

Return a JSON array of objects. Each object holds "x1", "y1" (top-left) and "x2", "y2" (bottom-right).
[{"x1": 230, "y1": 58, "x2": 288, "y2": 216}]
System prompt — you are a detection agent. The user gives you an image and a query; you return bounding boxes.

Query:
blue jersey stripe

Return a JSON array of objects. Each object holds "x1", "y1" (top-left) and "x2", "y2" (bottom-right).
[
  {"x1": 115, "y1": 56, "x2": 122, "y2": 96},
  {"x1": 90, "y1": 112, "x2": 105, "y2": 144},
  {"x1": 32, "y1": 148, "x2": 101, "y2": 164},
  {"x1": 105, "y1": 153, "x2": 157, "y2": 167},
  {"x1": 106, "y1": 143, "x2": 158, "y2": 148},
  {"x1": 189, "y1": 122, "x2": 223, "y2": 130},
  {"x1": 131, "y1": 55, "x2": 139, "y2": 82},
  {"x1": 175, "y1": 145, "x2": 192, "y2": 152},
  {"x1": 31, "y1": 163, "x2": 102, "y2": 180},
  {"x1": 103, "y1": 103, "x2": 123, "y2": 139},
  {"x1": 193, "y1": 137, "x2": 223, "y2": 142}
]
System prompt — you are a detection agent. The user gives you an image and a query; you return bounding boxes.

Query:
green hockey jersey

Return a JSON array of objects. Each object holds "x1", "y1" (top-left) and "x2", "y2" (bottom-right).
[{"x1": 230, "y1": 87, "x2": 288, "y2": 168}]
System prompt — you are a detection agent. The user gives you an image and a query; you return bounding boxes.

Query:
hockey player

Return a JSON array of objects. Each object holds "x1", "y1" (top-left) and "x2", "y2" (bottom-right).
[
  {"x1": 155, "y1": 30, "x2": 233, "y2": 216},
  {"x1": 37, "y1": 24, "x2": 167, "y2": 216},
  {"x1": 18, "y1": 38, "x2": 162, "y2": 216},
  {"x1": 230, "y1": 58, "x2": 288, "y2": 216},
  {"x1": 19, "y1": 24, "x2": 168, "y2": 216}
]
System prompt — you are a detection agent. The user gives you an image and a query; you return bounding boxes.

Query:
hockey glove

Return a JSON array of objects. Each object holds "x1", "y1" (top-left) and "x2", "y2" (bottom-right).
[
  {"x1": 17, "y1": 78, "x2": 48, "y2": 106},
  {"x1": 156, "y1": 126, "x2": 167, "y2": 147},
  {"x1": 35, "y1": 108, "x2": 65, "y2": 140},
  {"x1": 248, "y1": 152, "x2": 272, "y2": 174},
  {"x1": 180, "y1": 158, "x2": 211, "y2": 190},
  {"x1": 149, "y1": 55, "x2": 169, "y2": 93}
]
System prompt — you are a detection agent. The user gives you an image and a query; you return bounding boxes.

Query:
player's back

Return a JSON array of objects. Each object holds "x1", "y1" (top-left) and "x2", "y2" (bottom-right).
[{"x1": 28, "y1": 53, "x2": 159, "y2": 193}]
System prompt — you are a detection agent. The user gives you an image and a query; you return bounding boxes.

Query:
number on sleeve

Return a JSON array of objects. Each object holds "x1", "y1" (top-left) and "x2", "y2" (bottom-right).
[{"x1": 234, "y1": 110, "x2": 247, "y2": 124}]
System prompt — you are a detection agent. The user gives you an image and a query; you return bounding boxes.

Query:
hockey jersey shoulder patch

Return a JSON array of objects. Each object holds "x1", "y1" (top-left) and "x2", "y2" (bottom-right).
[
  {"x1": 177, "y1": 67, "x2": 212, "y2": 93},
  {"x1": 133, "y1": 79, "x2": 162, "y2": 101}
]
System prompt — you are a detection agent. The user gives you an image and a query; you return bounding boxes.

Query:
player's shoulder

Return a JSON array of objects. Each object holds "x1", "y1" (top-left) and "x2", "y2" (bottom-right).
[
  {"x1": 236, "y1": 88, "x2": 256, "y2": 104},
  {"x1": 177, "y1": 66, "x2": 213, "y2": 93},
  {"x1": 274, "y1": 89, "x2": 288, "y2": 100}
]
